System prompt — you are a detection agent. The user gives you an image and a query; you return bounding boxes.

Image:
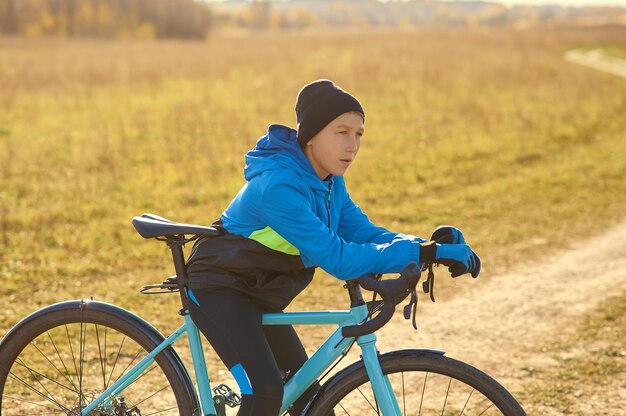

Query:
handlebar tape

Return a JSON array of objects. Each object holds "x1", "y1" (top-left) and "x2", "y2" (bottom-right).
[{"x1": 341, "y1": 263, "x2": 421, "y2": 338}]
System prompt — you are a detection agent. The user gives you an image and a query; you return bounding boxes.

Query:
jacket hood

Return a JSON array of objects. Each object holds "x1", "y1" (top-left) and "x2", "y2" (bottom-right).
[{"x1": 244, "y1": 124, "x2": 329, "y2": 190}]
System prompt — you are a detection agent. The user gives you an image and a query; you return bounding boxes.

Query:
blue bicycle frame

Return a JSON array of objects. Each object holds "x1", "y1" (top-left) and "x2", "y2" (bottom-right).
[{"x1": 80, "y1": 300, "x2": 401, "y2": 416}]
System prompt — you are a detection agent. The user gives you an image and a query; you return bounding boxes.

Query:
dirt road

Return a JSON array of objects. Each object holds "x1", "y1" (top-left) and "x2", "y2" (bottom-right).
[
  {"x1": 565, "y1": 49, "x2": 626, "y2": 79},
  {"x1": 373, "y1": 221, "x2": 626, "y2": 414}
]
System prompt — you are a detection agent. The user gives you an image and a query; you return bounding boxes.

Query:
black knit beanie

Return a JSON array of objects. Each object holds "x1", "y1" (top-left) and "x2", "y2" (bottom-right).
[{"x1": 295, "y1": 79, "x2": 365, "y2": 147}]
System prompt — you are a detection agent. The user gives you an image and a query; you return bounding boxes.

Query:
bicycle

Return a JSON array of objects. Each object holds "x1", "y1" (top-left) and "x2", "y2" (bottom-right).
[{"x1": 0, "y1": 213, "x2": 526, "y2": 415}]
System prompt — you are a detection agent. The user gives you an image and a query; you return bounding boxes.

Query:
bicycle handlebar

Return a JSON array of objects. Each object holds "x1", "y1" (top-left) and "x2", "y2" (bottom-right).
[{"x1": 341, "y1": 263, "x2": 422, "y2": 338}]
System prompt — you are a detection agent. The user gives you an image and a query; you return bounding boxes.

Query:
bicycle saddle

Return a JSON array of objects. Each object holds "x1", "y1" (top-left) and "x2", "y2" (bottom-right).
[{"x1": 132, "y1": 213, "x2": 221, "y2": 239}]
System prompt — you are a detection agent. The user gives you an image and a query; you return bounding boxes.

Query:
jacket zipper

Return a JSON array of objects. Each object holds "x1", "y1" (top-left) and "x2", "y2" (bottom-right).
[{"x1": 326, "y1": 181, "x2": 332, "y2": 228}]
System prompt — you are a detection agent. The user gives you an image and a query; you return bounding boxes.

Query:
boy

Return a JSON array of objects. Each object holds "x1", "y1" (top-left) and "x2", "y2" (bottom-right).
[{"x1": 186, "y1": 79, "x2": 479, "y2": 415}]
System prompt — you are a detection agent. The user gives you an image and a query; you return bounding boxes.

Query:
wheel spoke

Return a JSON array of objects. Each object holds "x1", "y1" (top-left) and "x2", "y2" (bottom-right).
[
  {"x1": 14, "y1": 358, "x2": 78, "y2": 394},
  {"x1": 131, "y1": 363, "x2": 159, "y2": 386},
  {"x1": 418, "y1": 372, "x2": 428, "y2": 416},
  {"x1": 95, "y1": 323, "x2": 107, "y2": 390},
  {"x1": 104, "y1": 326, "x2": 108, "y2": 388},
  {"x1": 441, "y1": 377, "x2": 452, "y2": 415},
  {"x1": 477, "y1": 403, "x2": 495, "y2": 415},
  {"x1": 114, "y1": 345, "x2": 145, "y2": 383},
  {"x1": 459, "y1": 388, "x2": 474, "y2": 415},
  {"x1": 79, "y1": 316, "x2": 85, "y2": 412},
  {"x1": 47, "y1": 331, "x2": 79, "y2": 390},
  {"x1": 65, "y1": 324, "x2": 79, "y2": 385},
  {"x1": 133, "y1": 383, "x2": 170, "y2": 407},
  {"x1": 4, "y1": 393, "x2": 67, "y2": 411},
  {"x1": 401, "y1": 371, "x2": 405, "y2": 416},
  {"x1": 7, "y1": 371, "x2": 73, "y2": 414},
  {"x1": 14, "y1": 358, "x2": 66, "y2": 405},
  {"x1": 106, "y1": 335, "x2": 127, "y2": 388},
  {"x1": 143, "y1": 405, "x2": 178, "y2": 416},
  {"x1": 355, "y1": 386, "x2": 378, "y2": 412},
  {"x1": 28, "y1": 341, "x2": 78, "y2": 392}
]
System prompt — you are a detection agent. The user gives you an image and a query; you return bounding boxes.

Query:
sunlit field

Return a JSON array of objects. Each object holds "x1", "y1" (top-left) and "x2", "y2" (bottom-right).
[{"x1": 1, "y1": 27, "x2": 625, "y2": 413}]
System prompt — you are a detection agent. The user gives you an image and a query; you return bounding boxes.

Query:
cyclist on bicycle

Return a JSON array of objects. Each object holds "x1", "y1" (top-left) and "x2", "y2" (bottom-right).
[{"x1": 185, "y1": 79, "x2": 480, "y2": 416}]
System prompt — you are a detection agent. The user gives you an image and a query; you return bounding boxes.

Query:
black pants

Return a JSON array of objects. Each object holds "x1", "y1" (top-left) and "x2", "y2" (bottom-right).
[{"x1": 187, "y1": 287, "x2": 320, "y2": 416}]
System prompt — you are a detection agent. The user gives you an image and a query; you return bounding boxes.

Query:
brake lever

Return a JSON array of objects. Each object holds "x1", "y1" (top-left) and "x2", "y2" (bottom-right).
[
  {"x1": 402, "y1": 289, "x2": 418, "y2": 329},
  {"x1": 422, "y1": 264, "x2": 436, "y2": 302}
]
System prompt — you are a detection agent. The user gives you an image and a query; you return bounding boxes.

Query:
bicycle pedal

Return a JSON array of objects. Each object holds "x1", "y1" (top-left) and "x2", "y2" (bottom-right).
[{"x1": 212, "y1": 384, "x2": 241, "y2": 407}]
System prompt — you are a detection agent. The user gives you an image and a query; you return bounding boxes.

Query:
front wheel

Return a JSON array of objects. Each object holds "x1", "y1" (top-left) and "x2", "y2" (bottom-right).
[
  {"x1": 307, "y1": 349, "x2": 525, "y2": 415},
  {"x1": 0, "y1": 300, "x2": 197, "y2": 415}
]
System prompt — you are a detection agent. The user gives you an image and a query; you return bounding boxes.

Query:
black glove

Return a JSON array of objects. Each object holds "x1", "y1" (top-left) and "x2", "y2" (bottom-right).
[
  {"x1": 430, "y1": 225, "x2": 465, "y2": 244},
  {"x1": 430, "y1": 226, "x2": 481, "y2": 278}
]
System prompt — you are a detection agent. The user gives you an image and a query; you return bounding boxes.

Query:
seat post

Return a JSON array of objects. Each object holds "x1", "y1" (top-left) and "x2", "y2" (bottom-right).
[{"x1": 166, "y1": 235, "x2": 191, "y2": 312}]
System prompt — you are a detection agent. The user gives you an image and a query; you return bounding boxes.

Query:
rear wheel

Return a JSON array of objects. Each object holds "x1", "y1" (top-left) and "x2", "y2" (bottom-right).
[
  {"x1": 307, "y1": 350, "x2": 525, "y2": 415},
  {"x1": 0, "y1": 300, "x2": 196, "y2": 415}
]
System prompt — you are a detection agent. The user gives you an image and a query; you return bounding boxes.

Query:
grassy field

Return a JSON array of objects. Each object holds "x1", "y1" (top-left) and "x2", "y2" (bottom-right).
[
  {"x1": 518, "y1": 291, "x2": 625, "y2": 413},
  {"x1": 1, "y1": 26, "x2": 625, "y2": 412}
]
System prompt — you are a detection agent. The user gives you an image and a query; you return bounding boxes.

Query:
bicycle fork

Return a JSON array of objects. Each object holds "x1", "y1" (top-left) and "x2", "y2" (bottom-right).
[{"x1": 358, "y1": 333, "x2": 402, "y2": 415}]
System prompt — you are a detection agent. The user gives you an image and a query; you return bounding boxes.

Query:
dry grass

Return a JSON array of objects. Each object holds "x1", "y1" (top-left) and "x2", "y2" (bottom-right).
[
  {"x1": 517, "y1": 291, "x2": 626, "y2": 414},
  {"x1": 1, "y1": 26, "x2": 625, "y2": 412}
]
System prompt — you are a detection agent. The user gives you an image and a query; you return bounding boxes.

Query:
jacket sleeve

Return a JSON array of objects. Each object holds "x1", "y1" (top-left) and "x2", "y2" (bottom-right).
[
  {"x1": 258, "y1": 181, "x2": 422, "y2": 280},
  {"x1": 337, "y1": 191, "x2": 425, "y2": 245}
]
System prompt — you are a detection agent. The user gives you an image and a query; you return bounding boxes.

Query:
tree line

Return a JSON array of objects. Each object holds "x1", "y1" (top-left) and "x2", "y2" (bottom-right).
[{"x1": 0, "y1": 0, "x2": 213, "y2": 39}]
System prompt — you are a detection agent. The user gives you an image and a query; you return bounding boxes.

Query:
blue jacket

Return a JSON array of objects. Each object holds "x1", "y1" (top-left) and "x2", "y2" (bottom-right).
[
  {"x1": 223, "y1": 124, "x2": 423, "y2": 278},
  {"x1": 187, "y1": 124, "x2": 424, "y2": 309}
]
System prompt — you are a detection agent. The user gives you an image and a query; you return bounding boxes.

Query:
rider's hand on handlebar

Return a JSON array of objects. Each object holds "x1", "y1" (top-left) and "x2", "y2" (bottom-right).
[
  {"x1": 436, "y1": 244, "x2": 481, "y2": 278},
  {"x1": 427, "y1": 226, "x2": 481, "y2": 278},
  {"x1": 431, "y1": 225, "x2": 466, "y2": 245},
  {"x1": 436, "y1": 243, "x2": 471, "y2": 271},
  {"x1": 467, "y1": 250, "x2": 481, "y2": 278}
]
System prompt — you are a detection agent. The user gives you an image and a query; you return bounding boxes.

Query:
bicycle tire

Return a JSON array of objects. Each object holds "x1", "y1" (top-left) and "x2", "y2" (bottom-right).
[
  {"x1": 306, "y1": 349, "x2": 526, "y2": 416},
  {"x1": 0, "y1": 300, "x2": 198, "y2": 416}
]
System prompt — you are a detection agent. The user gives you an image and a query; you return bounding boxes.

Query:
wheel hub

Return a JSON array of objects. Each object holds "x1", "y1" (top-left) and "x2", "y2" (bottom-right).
[{"x1": 67, "y1": 392, "x2": 141, "y2": 416}]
